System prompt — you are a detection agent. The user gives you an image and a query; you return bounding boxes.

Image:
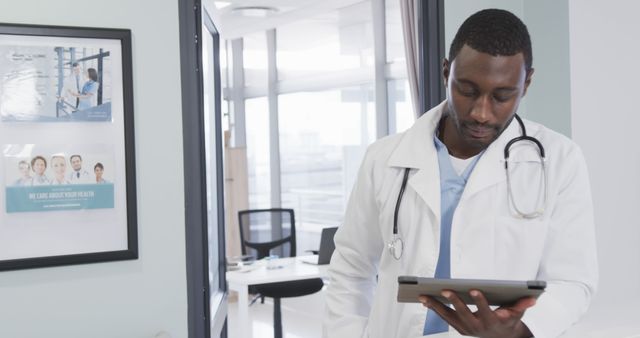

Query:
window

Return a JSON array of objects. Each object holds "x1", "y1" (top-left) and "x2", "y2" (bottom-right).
[
  {"x1": 388, "y1": 79, "x2": 414, "y2": 133},
  {"x1": 220, "y1": 40, "x2": 230, "y2": 133},
  {"x1": 385, "y1": 0, "x2": 406, "y2": 64},
  {"x1": 242, "y1": 32, "x2": 267, "y2": 89},
  {"x1": 245, "y1": 97, "x2": 271, "y2": 209},
  {"x1": 277, "y1": 1, "x2": 374, "y2": 80},
  {"x1": 224, "y1": 0, "x2": 415, "y2": 233},
  {"x1": 279, "y1": 85, "x2": 375, "y2": 227}
]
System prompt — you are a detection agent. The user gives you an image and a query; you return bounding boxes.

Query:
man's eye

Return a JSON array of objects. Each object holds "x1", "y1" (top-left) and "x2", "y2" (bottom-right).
[
  {"x1": 458, "y1": 89, "x2": 477, "y2": 97},
  {"x1": 493, "y1": 95, "x2": 511, "y2": 102}
]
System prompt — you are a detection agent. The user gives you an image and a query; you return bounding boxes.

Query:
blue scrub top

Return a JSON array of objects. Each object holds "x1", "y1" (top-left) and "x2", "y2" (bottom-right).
[
  {"x1": 77, "y1": 80, "x2": 98, "y2": 110},
  {"x1": 424, "y1": 135, "x2": 483, "y2": 335}
]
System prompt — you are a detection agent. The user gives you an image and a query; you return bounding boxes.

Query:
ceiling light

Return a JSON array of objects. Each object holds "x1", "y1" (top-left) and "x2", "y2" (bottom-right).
[
  {"x1": 231, "y1": 6, "x2": 278, "y2": 18},
  {"x1": 214, "y1": 1, "x2": 231, "y2": 9}
]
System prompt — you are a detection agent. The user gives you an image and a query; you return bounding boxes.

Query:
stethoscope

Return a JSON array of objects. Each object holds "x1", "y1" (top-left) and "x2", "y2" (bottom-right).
[{"x1": 388, "y1": 114, "x2": 547, "y2": 260}]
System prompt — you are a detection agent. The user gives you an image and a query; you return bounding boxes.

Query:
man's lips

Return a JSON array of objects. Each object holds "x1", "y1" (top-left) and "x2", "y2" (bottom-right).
[{"x1": 465, "y1": 125, "x2": 495, "y2": 139}]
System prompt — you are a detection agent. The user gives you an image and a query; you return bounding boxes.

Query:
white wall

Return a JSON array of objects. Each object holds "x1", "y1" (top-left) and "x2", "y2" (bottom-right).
[
  {"x1": 523, "y1": 0, "x2": 572, "y2": 137},
  {"x1": 569, "y1": 0, "x2": 640, "y2": 307},
  {"x1": 0, "y1": 1, "x2": 189, "y2": 338}
]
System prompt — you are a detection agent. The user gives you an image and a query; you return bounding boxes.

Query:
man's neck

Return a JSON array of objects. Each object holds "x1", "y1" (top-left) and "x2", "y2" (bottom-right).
[{"x1": 438, "y1": 116, "x2": 483, "y2": 159}]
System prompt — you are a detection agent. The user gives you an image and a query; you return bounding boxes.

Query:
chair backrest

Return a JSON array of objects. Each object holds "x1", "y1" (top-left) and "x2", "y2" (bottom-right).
[
  {"x1": 238, "y1": 208, "x2": 296, "y2": 260},
  {"x1": 317, "y1": 226, "x2": 338, "y2": 265}
]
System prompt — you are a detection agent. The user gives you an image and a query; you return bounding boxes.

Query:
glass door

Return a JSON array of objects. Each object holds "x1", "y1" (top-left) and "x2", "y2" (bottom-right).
[
  {"x1": 202, "y1": 6, "x2": 227, "y2": 337},
  {"x1": 179, "y1": 0, "x2": 227, "y2": 336}
]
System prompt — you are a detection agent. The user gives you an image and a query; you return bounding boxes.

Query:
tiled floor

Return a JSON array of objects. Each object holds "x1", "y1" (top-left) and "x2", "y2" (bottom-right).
[{"x1": 227, "y1": 291, "x2": 324, "y2": 338}]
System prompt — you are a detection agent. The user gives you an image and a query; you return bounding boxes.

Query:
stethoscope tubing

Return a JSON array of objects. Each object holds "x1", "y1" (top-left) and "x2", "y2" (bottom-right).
[
  {"x1": 389, "y1": 114, "x2": 546, "y2": 259},
  {"x1": 393, "y1": 168, "x2": 411, "y2": 235}
]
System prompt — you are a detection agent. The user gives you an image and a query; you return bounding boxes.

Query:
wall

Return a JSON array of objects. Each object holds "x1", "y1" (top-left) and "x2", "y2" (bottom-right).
[
  {"x1": 0, "y1": 1, "x2": 189, "y2": 338},
  {"x1": 444, "y1": 0, "x2": 573, "y2": 136},
  {"x1": 569, "y1": 0, "x2": 640, "y2": 307},
  {"x1": 523, "y1": 0, "x2": 572, "y2": 137}
]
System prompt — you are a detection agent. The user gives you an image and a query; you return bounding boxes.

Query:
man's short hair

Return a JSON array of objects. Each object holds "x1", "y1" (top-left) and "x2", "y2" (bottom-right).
[
  {"x1": 94, "y1": 162, "x2": 104, "y2": 170},
  {"x1": 72, "y1": 62, "x2": 79, "y2": 67},
  {"x1": 449, "y1": 9, "x2": 532, "y2": 71},
  {"x1": 70, "y1": 154, "x2": 82, "y2": 162}
]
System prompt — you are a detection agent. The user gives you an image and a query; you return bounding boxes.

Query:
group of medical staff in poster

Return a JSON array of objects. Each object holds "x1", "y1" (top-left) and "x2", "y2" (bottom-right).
[{"x1": 12, "y1": 154, "x2": 108, "y2": 186}]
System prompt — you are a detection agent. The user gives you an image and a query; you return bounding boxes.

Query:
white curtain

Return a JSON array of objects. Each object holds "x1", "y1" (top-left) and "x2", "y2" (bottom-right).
[{"x1": 399, "y1": 0, "x2": 422, "y2": 117}]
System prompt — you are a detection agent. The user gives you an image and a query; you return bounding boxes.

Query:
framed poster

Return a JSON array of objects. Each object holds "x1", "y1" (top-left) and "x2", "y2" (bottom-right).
[{"x1": 0, "y1": 23, "x2": 137, "y2": 271}]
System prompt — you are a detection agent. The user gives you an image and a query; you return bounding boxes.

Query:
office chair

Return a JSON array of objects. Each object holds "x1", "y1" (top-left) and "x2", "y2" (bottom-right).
[{"x1": 238, "y1": 208, "x2": 324, "y2": 338}]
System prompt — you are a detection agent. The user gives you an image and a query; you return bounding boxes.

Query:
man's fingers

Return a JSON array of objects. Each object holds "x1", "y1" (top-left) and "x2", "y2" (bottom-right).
[
  {"x1": 442, "y1": 290, "x2": 479, "y2": 329},
  {"x1": 510, "y1": 296, "x2": 537, "y2": 313},
  {"x1": 469, "y1": 289, "x2": 498, "y2": 326},
  {"x1": 419, "y1": 295, "x2": 466, "y2": 334},
  {"x1": 495, "y1": 296, "x2": 537, "y2": 320}
]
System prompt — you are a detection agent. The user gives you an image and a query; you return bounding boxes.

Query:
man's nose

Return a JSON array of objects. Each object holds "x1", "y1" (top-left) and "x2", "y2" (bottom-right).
[{"x1": 469, "y1": 95, "x2": 492, "y2": 124}]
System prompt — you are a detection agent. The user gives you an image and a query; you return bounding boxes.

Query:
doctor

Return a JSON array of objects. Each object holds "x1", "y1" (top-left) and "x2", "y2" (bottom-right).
[
  {"x1": 324, "y1": 9, "x2": 597, "y2": 338},
  {"x1": 68, "y1": 154, "x2": 91, "y2": 183}
]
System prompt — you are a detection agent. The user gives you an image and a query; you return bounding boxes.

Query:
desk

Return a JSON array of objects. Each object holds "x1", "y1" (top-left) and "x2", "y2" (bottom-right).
[{"x1": 227, "y1": 256, "x2": 328, "y2": 338}]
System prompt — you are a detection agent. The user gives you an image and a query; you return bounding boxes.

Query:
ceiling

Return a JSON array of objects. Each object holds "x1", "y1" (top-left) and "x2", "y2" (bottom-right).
[{"x1": 204, "y1": 0, "x2": 367, "y2": 40}]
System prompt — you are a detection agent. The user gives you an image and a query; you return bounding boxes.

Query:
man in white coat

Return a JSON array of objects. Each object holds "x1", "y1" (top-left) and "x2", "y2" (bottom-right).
[
  {"x1": 60, "y1": 62, "x2": 82, "y2": 109},
  {"x1": 324, "y1": 9, "x2": 597, "y2": 338},
  {"x1": 68, "y1": 154, "x2": 91, "y2": 183}
]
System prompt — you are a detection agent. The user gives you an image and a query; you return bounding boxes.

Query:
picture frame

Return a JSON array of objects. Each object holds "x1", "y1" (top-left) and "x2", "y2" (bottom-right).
[{"x1": 0, "y1": 23, "x2": 137, "y2": 271}]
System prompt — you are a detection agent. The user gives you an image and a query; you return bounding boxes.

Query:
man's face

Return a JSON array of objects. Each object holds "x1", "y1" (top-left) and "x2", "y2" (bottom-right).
[
  {"x1": 443, "y1": 45, "x2": 533, "y2": 152},
  {"x1": 73, "y1": 65, "x2": 80, "y2": 75},
  {"x1": 71, "y1": 156, "x2": 82, "y2": 171}
]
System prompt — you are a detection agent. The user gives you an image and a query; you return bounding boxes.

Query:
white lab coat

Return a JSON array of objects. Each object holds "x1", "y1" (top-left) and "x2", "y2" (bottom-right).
[
  {"x1": 324, "y1": 101, "x2": 598, "y2": 338},
  {"x1": 68, "y1": 169, "x2": 92, "y2": 184}
]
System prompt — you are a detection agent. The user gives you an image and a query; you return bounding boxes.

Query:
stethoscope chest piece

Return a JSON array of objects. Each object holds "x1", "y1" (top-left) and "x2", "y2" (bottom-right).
[{"x1": 388, "y1": 234, "x2": 404, "y2": 260}]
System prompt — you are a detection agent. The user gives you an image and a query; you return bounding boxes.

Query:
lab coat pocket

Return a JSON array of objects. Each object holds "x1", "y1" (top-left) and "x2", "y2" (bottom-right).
[{"x1": 494, "y1": 215, "x2": 548, "y2": 279}]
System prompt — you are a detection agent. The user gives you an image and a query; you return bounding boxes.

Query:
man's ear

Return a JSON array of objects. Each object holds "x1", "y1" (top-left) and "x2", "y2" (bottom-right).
[
  {"x1": 442, "y1": 58, "x2": 450, "y2": 87},
  {"x1": 522, "y1": 68, "x2": 535, "y2": 97}
]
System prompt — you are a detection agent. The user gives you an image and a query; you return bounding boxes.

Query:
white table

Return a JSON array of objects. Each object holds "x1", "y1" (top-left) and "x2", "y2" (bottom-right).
[{"x1": 227, "y1": 256, "x2": 328, "y2": 338}]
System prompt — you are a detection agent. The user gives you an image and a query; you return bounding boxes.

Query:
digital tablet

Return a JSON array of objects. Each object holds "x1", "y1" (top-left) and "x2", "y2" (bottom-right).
[{"x1": 397, "y1": 276, "x2": 546, "y2": 306}]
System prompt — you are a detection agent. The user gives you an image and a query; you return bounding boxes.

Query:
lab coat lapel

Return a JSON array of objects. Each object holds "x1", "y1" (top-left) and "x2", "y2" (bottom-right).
[
  {"x1": 387, "y1": 101, "x2": 446, "y2": 223},
  {"x1": 385, "y1": 102, "x2": 522, "y2": 219},
  {"x1": 460, "y1": 116, "x2": 520, "y2": 201}
]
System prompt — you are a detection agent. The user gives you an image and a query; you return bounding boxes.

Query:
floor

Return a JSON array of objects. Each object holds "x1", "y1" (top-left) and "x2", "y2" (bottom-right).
[
  {"x1": 227, "y1": 290, "x2": 324, "y2": 338},
  {"x1": 226, "y1": 293, "x2": 640, "y2": 338}
]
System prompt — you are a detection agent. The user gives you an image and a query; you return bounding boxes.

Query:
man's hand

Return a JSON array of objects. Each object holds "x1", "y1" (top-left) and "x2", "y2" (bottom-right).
[{"x1": 419, "y1": 290, "x2": 535, "y2": 338}]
